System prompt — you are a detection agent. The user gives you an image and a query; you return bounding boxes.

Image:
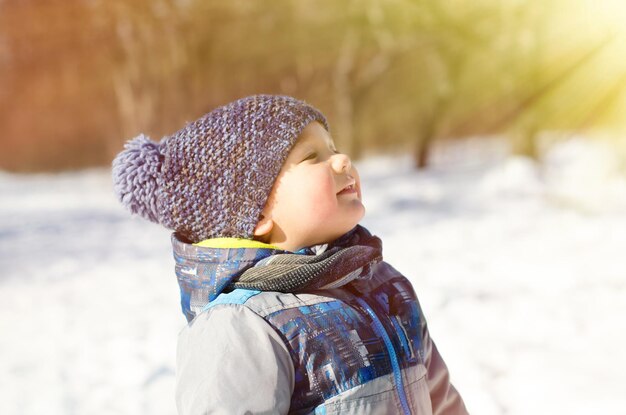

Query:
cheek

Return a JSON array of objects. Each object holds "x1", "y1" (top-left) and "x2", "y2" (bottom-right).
[{"x1": 290, "y1": 170, "x2": 336, "y2": 213}]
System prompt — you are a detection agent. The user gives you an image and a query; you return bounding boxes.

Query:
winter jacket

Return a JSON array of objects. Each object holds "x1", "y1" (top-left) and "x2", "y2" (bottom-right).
[{"x1": 172, "y1": 225, "x2": 468, "y2": 414}]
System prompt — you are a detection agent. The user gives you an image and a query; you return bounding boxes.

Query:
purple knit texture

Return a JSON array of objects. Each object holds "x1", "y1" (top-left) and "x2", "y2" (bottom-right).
[
  {"x1": 112, "y1": 94, "x2": 329, "y2": 243},
  {"x1": 112, "y1": 134, "x2": 164, "y2": 223}
]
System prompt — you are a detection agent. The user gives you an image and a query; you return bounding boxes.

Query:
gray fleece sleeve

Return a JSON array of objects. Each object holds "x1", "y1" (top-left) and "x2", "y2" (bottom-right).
[
  {"x1": 422, "y1": 318, "x2": 470, "y2": 415},
  {"x1": 175, "y1": 304, "x2": 295, "y2": 415}
]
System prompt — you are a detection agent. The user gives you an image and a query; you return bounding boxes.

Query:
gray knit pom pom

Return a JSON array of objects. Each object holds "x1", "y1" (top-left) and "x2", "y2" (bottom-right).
[{"x1": 112, "y1": 134, "x2": 164, "y2": 224}]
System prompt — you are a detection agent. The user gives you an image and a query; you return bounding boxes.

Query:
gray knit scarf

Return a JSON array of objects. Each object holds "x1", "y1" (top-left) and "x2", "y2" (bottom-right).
[{"x1": 228, "y1": 225, "x2": 383, "y2": 292}]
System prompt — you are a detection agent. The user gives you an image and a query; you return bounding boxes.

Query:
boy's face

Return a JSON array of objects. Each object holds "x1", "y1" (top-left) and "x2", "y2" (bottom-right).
[{"x1": 255, "y1": 121, "x2": 365, "y2": 252}]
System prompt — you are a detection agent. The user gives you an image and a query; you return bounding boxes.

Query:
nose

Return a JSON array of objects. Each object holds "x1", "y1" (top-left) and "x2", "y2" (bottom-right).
[{"x1": 331, "y1": 153, "x2": 352, "y2": 173}]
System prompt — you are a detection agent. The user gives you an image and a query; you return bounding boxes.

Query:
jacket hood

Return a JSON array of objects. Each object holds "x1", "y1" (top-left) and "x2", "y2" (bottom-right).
[{"x1": 172, "y1": 225, "x2": 382, "y2": 322}]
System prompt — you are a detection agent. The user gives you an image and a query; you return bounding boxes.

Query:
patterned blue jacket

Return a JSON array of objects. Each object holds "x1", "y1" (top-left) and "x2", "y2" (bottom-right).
[{"x1": 173, "y1": 226, "x2": 468, "y2": 414}]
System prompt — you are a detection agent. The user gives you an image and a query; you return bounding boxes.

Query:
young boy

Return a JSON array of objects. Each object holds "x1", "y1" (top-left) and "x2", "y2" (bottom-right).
[{"x1": 112, "y1": 94, "x2": 468, "y2": 414}]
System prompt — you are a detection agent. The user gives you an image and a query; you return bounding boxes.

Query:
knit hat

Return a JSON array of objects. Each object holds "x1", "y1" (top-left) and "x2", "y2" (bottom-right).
[{"x1": 112, "y1": 94, "x2": 329, "y2": 243}]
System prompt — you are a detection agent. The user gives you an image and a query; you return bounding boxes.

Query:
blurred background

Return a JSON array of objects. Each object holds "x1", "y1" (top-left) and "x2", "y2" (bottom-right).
[
  {"x1": 1, "y1": 1, "x2": 625, "y2": 414},
  {"x1": 2, "y1": 0, "x2": 626, "y2": 171}
]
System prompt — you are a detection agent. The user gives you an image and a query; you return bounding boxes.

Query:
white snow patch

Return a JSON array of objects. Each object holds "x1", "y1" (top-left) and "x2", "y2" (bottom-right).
[{"x1": 1, "y1": 137, "x2": 625, "y2": 415}]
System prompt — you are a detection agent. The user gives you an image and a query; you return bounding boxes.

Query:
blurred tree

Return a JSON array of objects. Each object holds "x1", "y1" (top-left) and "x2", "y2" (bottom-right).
[
  {"x1": 1, "y1": 0, "x2": 625, "y2": 172},
  {"x1": 0, "y1": 0, "x2": 120, "y2": 171}
]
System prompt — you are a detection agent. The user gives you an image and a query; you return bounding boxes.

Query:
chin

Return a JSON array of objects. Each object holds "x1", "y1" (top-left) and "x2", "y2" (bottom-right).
[{"x1": 353, "y1": 204, "x2": 366, "y2": 224}]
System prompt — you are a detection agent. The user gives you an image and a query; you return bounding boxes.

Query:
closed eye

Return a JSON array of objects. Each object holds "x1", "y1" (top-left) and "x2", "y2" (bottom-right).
[{"x1": 302, "y1": 148, "x2": 339, "y2": 162}]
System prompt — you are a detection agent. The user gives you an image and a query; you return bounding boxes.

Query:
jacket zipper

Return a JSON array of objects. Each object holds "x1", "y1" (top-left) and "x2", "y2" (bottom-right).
[{"x1": 355, "y1": 297, "x2": 412, "y2": 415}]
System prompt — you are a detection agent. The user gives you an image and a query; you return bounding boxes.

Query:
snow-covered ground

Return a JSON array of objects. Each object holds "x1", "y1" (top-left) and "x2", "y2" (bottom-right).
[{"x1": 1, "y1": 137, "x2": 625, "y2": 415}]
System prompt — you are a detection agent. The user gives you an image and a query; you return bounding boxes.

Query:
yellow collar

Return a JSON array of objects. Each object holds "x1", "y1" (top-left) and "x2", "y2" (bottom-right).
[{"x1": 193, "y1": 237, "x2": 281, "y2": 250}]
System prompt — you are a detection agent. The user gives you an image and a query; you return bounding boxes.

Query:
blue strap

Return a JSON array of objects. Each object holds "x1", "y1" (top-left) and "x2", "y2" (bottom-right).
[
  {"x1": 355, "y1": 296, "x2": 412, "y2": 415},
  {"x1": 202, "y1": 289, "x2": 262, "y2": 313}
]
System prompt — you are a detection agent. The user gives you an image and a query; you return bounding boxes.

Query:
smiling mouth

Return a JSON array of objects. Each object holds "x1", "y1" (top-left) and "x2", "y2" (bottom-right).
[{"x1": 337, "y1": 183, "x2": 357, "y2": 195}]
